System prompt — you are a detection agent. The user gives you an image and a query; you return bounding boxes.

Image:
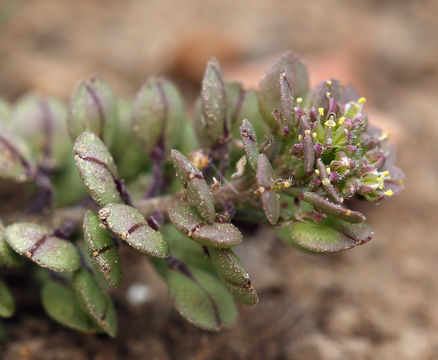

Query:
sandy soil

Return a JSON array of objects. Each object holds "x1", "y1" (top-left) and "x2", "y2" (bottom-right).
[{"x1": 1, "y1": 0, "x2": 438, "y2": 359}]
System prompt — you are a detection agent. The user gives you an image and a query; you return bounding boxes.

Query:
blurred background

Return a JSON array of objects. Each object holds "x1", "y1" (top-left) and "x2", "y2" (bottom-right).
[{"x1": 1, "y1": 0, "x2": 438, "y2": 359}]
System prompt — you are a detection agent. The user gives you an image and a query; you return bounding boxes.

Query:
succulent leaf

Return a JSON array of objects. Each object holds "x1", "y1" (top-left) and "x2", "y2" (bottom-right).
[
  {"x1": 99, "y1": 204, "x2": 169, "y2": 258},
  {"x1": 74, "y1": 131, "x2": 123, "y2": 207},
  {"x1": 256, "y1": 154, "x2": 280, "y2": 225},
  {"x1": 200, "y1": 58, "x2": 228, "y2": 142},
  {"x1": 300, "y1": 192, "x2": 366, "y2": 223},
  {"x1": 73, "y1": 268, "x2": 117, "y2": 337},
  {"x1": 165, "y1": 262, "x2": 237, "y2": 331},
  {"x1": 277, "y1": 216, "x2": 373, "y2": 253},
  {"x1": 258, "y1": 52, "x2": 309, "y2": 130},
  {"x1": 168, "y1": 205, "x2": 242, "y2": 248},
  {"x1": 0, "y1": 279, "x2": 14, "y2": 318},
  {"x1": 0, "y1": 223, "x2": 23, "y2": 267},
  {"x1": 12, "y1": 95, "x2": 70, "y2": 167},
  {"x1": 83, "y1": 210, "x2": 121, "y2": 287},
  {"x1": 67, "y1": 77, "x2": 118, "y2": 147},
  {"x1": 41, "y1": 281, "x2": 95, "y2": 333},
  {"x1": 0, "y1": 127, "x2": 35, "y2": 182},
  {"x1": 171, "y1": 149, "x2": 215, "y2": 223},
  {"x1": 4, "y1": 223, "x2": 80, "y2": 272},
  {"x1": 209, "y1": 247, "x2": 258, "y2": 305},
  {"x1": 132, "y1": 77, "x2": 185, "y2": 154},
  {"x1": 240, "y1": 119, "x2": 259, "y2": 170}
]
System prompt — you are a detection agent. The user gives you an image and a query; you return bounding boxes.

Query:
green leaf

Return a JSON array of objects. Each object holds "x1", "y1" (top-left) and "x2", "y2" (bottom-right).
[
  {"x1": 219, "y1": 278, "x2": 258, "y2": 306},
  {"x1": 12, "y1": 95, "x2": 70, "y2": 167},
  {"x1": 208, "y1": 248, "x2": 249, "y2": 287},
  {"x1": 0, "y1": 278, "x2": 14, "y2": 318},
  {"x1": 0, "y1": 223, "x2": 23, "y2": 267},
  {"x1": 256, "y1": 154, "x2": 280, "y2": 225},
  {"x1": 73, "y1": 268, "x2": 117, "y2": 337},
  {"x1": 74, "y1": 131, "x2": 123, "y2": 207},
  {"x1": 226, "y1": 82, "x2": 244, "y2": 128},
  {"x1": 132, "y1": 77, "x2": 185, "y2": 153},
  {"x1": 278, "y1": 217, "x2": 373, "y2": 253},
  {"x1": 99, "y1": 204, "x2": 169, "y2": 258},
  {"x1": 162, "y1": 225, "x2": 213, "y2": 272},
  {"x1": 201, "y1": 58, "x2": 228, "y2": 142},
  {"x1": 240, "y1": 119, "x2": 259, "y2": 170},
  {"x1": 166, "y1": 263, "x2": 237, "y2": 331},
  {"x1": 0, "y1": 127, "x2": 35, "y2": 182},
  {"x1": 67, "y1": 77, "x2": 118, "y2": 147},
  {"x1": 41, "y1": 281, "x2": 95, "y2": 333},
  {"x1": 209, "y1": 248, "x2": 258, "y2": 306},
  {"x1": 171, "y1": 149, "x2": 215, "y2": 223},
  {"x1": 258, "y1": 52, "x2": 309, "y2": 130},
  {"x1": 168, "y1": 205, "x2": 242, "y2": 248},
  {"x1": 4, "y1": 223, "x2": 80, "y2": 272},
  {"x1": 83, "y1": 210, "x2": 121, "y2": 287}
]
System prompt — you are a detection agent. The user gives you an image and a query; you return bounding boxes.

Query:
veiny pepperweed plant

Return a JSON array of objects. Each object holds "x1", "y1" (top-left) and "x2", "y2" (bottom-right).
[{"x1": 0, "y1": 52, "x2": 403, "y2": 336}]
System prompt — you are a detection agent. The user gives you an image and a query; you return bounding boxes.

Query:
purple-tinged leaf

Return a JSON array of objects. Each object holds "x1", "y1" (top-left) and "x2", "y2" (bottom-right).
[
  {"x1": 168, "y1": 205, "x2": 242, "y2": 248},
  {"x1": 4, "y1": 223, "x2": 80, "y2": 272},
  {"x1": 209, "y1": 247, "x2": 258, "y2": 306},
  {"x1": 239, "y1": 119, "x2": 259, "y2": 170},
  {"x1": 73, "y1": 268, "x2": 117, "y2": 337},
  {"x1": 132, "y1": 77, "x2": 185, "y2": 154},
  {"x1": 99, "y1": 204, "x2": 169, "y2": 258},
  {"x1": 256, "y1": 154, "x2": 280, "y2": 225},
  {"x1": 171, "y1": 149, "x2": 215, "y2": 223},
  {"x1": 201, "y1": 58, "x2": 228, "y2": 141},
  {"x1": 300, "y1": 192, "x2": 366, "y2": 223},
  {"x1": 258, "y1": 52, "x2": 309, "y2": 130},
  {"x1": 74, "y1": 131, "x2": 124, "y2": 207},
  {"x1": 67, "y1": 77, "x2": 118, "y2": 147},
  {"x1": 279, "y1": 70, "x2": 294, "y2": 130},
  {"x1": 83, "y1": 210, "x2": 121, "y2": 287}
]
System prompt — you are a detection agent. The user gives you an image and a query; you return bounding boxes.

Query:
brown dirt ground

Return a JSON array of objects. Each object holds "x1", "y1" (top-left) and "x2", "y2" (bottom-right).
[{"x1": 1, "y1": 0, "x2": 438, "y2": 359}]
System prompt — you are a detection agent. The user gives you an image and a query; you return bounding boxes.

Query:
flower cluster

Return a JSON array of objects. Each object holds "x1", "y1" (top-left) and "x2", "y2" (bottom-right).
[{"x1": 287, "y1": 85, "x2": 403, "y2": 204}]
